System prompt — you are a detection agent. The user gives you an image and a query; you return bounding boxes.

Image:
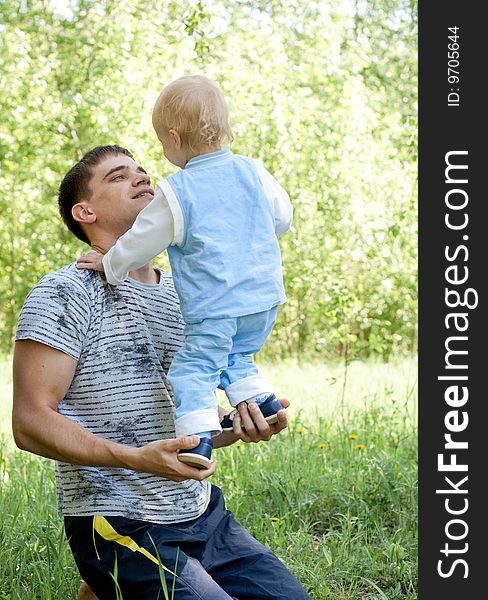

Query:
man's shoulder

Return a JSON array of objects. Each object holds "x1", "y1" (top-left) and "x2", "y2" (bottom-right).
[
  {"x1": 36, "y1": 262, "x2": 95, "y2": 286},
  {"x1": 17, "y1": 264, "x2": 100, "y2": 354},
  {"x1": 35, "y1": 264, "x2": 175, "y2": 296},
  {"x1": 31, "y1": 263, "x2": 101, "y2": 302}
]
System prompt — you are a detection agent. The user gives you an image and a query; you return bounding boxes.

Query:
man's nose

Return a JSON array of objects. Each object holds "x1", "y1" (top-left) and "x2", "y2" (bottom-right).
[{"x1": 132, "y1": 172, "x2": 150, "y2": 185}]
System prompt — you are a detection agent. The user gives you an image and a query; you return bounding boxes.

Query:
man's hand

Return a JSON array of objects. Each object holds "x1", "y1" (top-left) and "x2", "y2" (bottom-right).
[
  {"x1": 76, "y1": 250, "x2": 105, "y2": 272},
  {"x1": 233, "y1": 398, "x2": 289, "y2": 442},
  {"x1": 213, "y1": 398, "x2": 289, "y2": 448},
  {"x1": 127, "y1": 436, "x2": 216, "y2": 482}
]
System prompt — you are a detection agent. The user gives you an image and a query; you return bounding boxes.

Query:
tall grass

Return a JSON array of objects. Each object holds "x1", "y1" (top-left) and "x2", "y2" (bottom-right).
[{"x1": 0, "y1": 358, "x2": 417, "y2": 599}]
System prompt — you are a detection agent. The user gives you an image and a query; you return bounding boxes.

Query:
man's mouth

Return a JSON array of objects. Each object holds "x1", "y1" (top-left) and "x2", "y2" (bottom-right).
[{"x1": 133, "y1": 189, "x2": 154, "y2": 199}]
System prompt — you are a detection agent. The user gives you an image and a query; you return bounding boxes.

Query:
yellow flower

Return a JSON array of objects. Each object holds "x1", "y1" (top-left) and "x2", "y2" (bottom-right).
[
  {"x1": 296, "y1": 428, "x2": 304, "y2": 434},
  {"x1": 318, "y1": 443, "x2": 326, "y2": 449},
  {"x1": 348, "y1": 434, "x2": 358, "y2": 440},
  {"x1": 271, "y1": 517, "x2": 280, "y2": 522},
  {"x1": 355, "y1": 444, "x2": 365, "y2": 450}
]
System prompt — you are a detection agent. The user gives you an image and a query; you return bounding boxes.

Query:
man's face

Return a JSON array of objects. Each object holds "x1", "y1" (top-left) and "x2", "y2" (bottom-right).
[{"x1": 86, "y1": 154, "x2": 154, "y2": 236}]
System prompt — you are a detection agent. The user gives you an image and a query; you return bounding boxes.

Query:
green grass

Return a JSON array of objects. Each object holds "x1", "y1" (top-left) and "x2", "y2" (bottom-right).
[
  {"x1": 0, "y1": 359, "x2": 12, "y2": 436},
  {"x1": 0, "y1": 357, "x2": 417, "y2": 599}
]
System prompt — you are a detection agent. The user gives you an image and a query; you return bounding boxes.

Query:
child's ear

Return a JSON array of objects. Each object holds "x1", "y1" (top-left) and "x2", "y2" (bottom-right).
[
  {"x1": 72, "y1": 203, "x2": 96, "y2": 224},
  {"x1": 169, "y1": 129, "x2": 182, "y2": 149}
]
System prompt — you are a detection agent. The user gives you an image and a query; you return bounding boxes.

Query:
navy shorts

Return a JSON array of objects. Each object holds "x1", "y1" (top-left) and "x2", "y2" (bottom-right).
[{"x1": 65, "y1": 485, "x2": 311, "y2": 600}]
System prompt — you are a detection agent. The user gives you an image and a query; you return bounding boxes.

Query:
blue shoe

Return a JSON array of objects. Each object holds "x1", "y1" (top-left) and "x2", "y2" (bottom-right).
[
  {"x1": 220, "y1": 410, "x2": 237, "y2": 432},
  {"x1": 257, "y1": 394, "x2": 282, "y2": 424},
  {"x1": 178, "y1": 437, "x2": 213, "y2": 470}
]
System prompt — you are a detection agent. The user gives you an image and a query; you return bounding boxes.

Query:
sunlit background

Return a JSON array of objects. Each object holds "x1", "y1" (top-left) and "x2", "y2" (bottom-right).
[
  {"x1": 0, "y1": 3, "x2": 418, "y2": 598},
  {"x1": 0, "y1": 0, "x2": 417, "y2": 360}
]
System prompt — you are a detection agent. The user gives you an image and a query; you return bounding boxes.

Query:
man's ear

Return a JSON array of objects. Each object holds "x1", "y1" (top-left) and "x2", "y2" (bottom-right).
[
  {"x1": 72, "y1": 203, "x2": 96, "y2": 224},
  {"x1": 169, "y1": 129, "x2": 182, "y2": 149}
]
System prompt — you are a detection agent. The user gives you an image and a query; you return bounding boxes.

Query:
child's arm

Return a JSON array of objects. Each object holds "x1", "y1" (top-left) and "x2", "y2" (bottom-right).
[
  {"x1": 77, "y1": 180, "x2": 182, "y2": 284},
  {"x1": 102, "y1": 183, "x2": 176, "y2": 284},
  {"x1": 254, "y1": 160, "x2": 293, "y2": 237}
]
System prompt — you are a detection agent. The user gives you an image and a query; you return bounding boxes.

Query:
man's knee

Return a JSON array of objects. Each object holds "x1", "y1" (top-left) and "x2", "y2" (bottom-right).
[
  {"x1": 178, "y1": 557, "x2": 233, "y2": 599},
  {"x1": 77, "y1": 581, "x2": 100, "y2": 600}
]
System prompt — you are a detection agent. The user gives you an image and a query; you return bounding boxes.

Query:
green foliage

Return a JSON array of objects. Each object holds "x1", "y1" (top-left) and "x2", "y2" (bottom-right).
[{"x1": 0, "y1": 0, "x2": 417, "y2": 358}]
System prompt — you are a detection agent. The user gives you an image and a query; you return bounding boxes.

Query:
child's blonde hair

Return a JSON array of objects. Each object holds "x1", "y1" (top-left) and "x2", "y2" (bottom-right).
[{"x1": 152, "y1": 75, "x2": 233, "y2": 152}]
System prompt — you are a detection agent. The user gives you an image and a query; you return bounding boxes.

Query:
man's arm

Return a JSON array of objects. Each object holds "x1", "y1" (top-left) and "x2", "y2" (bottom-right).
[{"x1": 12, "y1": 340, "x2": 215, "y2": 482}]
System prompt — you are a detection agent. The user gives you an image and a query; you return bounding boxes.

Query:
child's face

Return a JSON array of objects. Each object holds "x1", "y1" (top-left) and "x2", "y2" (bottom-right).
[{"x1": 157, "y1": 129, "x2": 188, "y2": 169}]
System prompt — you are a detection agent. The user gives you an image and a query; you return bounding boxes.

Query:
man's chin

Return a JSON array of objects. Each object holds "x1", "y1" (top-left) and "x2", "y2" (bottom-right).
[{"x1": 134, "y1": 198, "x2": 152, "y2": 212}]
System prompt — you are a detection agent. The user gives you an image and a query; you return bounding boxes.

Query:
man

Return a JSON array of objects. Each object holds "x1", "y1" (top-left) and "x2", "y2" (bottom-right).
[{"x1": 12, "y1": 146, "x2": 311, "y2": 600}]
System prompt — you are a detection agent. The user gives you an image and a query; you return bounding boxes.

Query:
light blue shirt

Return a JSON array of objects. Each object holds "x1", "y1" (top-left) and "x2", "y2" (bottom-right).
[
  {"x1": 102, "y1": 149, "x2": 292, "y2": 323},
  {"x1": 167, "y1": 149, "x2": 286, "y2": 323}
]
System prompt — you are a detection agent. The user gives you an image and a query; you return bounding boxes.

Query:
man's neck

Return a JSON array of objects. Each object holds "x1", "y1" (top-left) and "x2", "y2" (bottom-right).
[
  {"x1": 128, "y1": 263, "x2": 160, "y2": 285},
  {"x1": 90, "y1": 240, "x2": 160, "y2": 285}
]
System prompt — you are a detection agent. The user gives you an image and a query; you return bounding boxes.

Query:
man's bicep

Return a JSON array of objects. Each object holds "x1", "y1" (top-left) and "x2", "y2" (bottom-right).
[{"x1": 13, "y1": 340, "x2": 77, "y2": 411}]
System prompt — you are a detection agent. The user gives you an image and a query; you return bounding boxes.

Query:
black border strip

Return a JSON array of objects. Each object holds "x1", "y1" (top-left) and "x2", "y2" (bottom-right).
[{"x1": 419, "y1": 2, "x2": 484, "y2": 597}]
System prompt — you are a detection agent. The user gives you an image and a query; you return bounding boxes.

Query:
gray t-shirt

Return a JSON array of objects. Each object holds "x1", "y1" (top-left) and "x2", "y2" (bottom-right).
[{"x1": 16, "y1": 263, "x2": 210, "y2": 523}]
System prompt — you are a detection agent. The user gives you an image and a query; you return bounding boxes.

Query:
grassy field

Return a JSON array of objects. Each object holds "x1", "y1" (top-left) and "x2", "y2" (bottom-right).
[{"x1": 0, "y1": 357, "x2": 417, "y2": 599}]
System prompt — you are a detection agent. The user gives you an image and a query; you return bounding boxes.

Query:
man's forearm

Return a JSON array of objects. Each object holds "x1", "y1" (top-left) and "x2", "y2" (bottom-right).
[
  {"x1": 213, "y1": 429, "x2": 239, "y2": 449},
  {"x1": 13, "y1": 402, "x2": 215, "y2": 481}
]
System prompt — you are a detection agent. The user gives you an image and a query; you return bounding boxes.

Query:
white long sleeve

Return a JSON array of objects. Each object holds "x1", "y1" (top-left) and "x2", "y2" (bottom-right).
[
  {"x1": 103, "y1": 181, "x2": 176, "y2": 285},
  {"x1": 253, "y1": 160, "x2": 293, "y2": 237}
]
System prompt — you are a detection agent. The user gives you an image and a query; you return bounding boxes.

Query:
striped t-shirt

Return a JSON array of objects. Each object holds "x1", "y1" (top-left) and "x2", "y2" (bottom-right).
[{"x1": 16, "y1": 263, "x2": 210, "y2": 523}]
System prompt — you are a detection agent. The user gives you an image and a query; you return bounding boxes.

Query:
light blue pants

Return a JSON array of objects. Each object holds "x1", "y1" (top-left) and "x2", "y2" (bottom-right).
[{"x1": 168, "y1": 307, "x2": 278, "y2": 437}]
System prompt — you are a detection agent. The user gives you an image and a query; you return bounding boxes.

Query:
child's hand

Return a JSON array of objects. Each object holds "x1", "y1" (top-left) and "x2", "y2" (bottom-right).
[{"x1": 76, "y1": 250, "x2": 105, "y2": 272}]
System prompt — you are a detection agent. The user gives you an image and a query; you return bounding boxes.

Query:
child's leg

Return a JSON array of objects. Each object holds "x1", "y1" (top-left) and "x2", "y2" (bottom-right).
[
  {"x1": 168, "y1": 317, "x2": 236, "y2": 443},
  {"x1": 220, "y1": 353, "x2": 273, "y2": 405},
  {"x1": 219, "y1": 307, "x2": 281, "y2": 429}
]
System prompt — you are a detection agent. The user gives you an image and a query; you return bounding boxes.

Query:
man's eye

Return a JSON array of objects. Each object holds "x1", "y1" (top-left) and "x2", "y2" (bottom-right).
[{"x1": 112, "y1": 175, "x2": 124, "y2": 181}]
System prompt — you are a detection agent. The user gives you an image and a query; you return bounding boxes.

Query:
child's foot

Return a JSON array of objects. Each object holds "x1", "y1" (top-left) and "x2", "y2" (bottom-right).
[
  {"x1": 220, "y1": 411, "x2": 237, "y2": 431},
  {"x1": 178, "y1": 437, "x2": 213, "y2": 470},
  {"x1": 255, "y1": 393, "x2": 282, "y2": 425},
  {"x1": 220, "y1": 394, "x2": 282, "y2": 431}
]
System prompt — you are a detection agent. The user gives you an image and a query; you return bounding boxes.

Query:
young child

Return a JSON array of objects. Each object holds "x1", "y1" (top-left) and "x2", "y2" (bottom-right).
[{"x1": 77, "y1": 75, "x2": 292, "y2": 469}]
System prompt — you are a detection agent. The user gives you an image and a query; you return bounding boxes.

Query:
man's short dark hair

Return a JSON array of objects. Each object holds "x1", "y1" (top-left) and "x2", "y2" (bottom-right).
[{"x1": 58, "y1": 145, "x2": 134, "y2": 244}]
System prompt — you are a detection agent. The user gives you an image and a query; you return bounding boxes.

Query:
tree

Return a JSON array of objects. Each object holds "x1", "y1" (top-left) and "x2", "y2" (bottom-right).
[{"x1": 0, "y1": 0, "x2": 417, "y2": 359}]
